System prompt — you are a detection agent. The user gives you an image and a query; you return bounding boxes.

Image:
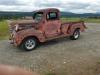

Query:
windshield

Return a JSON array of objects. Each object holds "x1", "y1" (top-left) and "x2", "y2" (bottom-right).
[{"x1": 33, "y1": 12, "x2": 43, "y2": 22}]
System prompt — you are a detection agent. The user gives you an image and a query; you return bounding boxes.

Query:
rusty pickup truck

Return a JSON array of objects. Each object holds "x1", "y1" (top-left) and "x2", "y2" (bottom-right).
[{"x1": 9, "y1": 8, "x2": 86, "y2": 51}]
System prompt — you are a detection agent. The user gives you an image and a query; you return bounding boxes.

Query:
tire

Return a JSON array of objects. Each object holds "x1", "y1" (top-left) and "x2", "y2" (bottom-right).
[
  {"x1": 70, "y1": 29, "x2": 80, "y2": 40},
  {"x1": 21, "y1": 37, "x2": 38, "y2": 51}
]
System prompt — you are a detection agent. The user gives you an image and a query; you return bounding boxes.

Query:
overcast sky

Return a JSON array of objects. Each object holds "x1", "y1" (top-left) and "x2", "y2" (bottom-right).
[{"x1": 0, "y1": 0, "x2": 100, "y2": 13}]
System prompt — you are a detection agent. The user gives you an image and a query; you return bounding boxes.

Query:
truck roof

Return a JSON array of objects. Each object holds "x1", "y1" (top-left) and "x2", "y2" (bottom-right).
[{"x1": 34, "y1": 8, "x2": 59, "y2": 13}]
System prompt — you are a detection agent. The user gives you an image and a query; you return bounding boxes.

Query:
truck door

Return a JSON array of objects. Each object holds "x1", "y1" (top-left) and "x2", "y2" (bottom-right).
[{"x1": 45, "y1": 12, "x2": 61, "y2": 38}]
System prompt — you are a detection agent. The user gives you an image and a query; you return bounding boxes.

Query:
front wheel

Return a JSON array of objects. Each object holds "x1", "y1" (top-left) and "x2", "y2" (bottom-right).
[
  {"x1": 70, "y1": 29, "x2": 80, "y2": 40},
  {"x1": 21, "y1": 37, "x2": 38, "y2": 51}
]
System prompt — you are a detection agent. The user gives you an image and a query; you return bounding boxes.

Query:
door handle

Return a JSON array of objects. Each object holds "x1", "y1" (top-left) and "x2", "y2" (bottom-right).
[{"x1": 42, "y1": 21, "x2": 45, "y2": 24}]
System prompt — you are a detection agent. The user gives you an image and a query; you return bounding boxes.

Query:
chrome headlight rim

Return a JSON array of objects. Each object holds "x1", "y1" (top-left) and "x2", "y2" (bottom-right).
[{"x1": 15, "y1": 24, "x2": 19, "y2": 31}]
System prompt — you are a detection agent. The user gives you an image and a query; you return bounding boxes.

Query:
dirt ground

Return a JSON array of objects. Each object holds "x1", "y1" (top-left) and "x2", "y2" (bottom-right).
[{"x1": 0, "y1": 23, "x2": 100, "y2": 75}]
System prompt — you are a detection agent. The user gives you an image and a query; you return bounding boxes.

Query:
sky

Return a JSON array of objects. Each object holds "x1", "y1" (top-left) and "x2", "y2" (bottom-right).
[{"x1": 0, "y1": 0, "x2": 100, "y2": 13}]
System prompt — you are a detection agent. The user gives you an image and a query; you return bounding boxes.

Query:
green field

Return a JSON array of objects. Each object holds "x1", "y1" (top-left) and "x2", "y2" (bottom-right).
[
  {"x1": 61, "y1": 17, "x2": 100, "y2": 23},
  {"x1": 0, "y1": 20, "x2": 9, "y2": 40},
  {"x1": 0, "y1": 18, "x2": 100, "y2": 40}
]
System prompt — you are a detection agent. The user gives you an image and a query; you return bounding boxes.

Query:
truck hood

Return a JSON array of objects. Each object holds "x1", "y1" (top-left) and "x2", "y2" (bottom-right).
[
  {"x1": 9, "y1": 20, "x2": 38, "y2": 32},
  {"x1": 10, "y1": 20, "x2": 37, "y2": 25}
]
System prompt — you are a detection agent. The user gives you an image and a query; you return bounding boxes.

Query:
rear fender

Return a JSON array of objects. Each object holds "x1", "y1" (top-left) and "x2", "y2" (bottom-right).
[{"x1": 69, "y1": 22, "x2": 85, "y2": 35}]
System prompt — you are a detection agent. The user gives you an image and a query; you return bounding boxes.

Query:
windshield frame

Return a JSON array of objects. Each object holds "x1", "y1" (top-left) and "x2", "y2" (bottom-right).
[{"x1": 33, "y1": 12, "x2": 44, "y2": 22}]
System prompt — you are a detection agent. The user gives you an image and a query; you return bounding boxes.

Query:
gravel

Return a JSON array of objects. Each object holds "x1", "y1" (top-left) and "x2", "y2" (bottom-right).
[{"x1": 0, "y1": 23, "x2": 100, "y2": 75}]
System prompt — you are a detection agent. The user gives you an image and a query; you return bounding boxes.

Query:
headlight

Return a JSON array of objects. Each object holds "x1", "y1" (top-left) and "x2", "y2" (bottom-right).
[{"x1": 15, "y1": 24, "x2": 19, "y2": 31}]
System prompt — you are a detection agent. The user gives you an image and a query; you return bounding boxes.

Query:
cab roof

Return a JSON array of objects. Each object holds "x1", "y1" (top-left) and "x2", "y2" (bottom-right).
[{"x1": 34, "y1": 8, "x2": 60, "y2": 13}]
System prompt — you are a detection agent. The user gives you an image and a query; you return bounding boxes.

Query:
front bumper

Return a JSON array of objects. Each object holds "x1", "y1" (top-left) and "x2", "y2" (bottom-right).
[
  {"x1": 9, "y1": 31, "x2": 21, "y2": 46},
  {"x1": 9, "y1": 33, "x2": 17, "y2": 46}
]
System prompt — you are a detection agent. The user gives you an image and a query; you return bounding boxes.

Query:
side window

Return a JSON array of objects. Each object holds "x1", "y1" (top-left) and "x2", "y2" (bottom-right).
[{"x1": 47, "y1": 12, "x2": 58, "y2": 20}]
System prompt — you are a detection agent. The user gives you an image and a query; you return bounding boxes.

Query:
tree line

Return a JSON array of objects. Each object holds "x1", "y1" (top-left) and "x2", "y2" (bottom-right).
[{"x1": 0, "y1": 12, "x2": 34, "y2": 21}]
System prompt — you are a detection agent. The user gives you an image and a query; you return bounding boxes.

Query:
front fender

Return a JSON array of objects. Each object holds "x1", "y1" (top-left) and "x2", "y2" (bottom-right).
[{"x1": 16, "y1": 28, "x2": 45, "y2": 46}]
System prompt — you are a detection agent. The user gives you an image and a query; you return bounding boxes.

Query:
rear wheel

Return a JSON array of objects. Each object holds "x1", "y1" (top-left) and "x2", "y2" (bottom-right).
[
  {"x1": 21, "y1": 37, "x2": 38, "y2": 51},
  {"x1": 70, "y1": 29, "x2": 80, "y2": 40}
]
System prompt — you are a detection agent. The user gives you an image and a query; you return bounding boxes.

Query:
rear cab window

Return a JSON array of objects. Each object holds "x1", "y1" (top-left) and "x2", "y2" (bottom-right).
[{"x1": 47, "y1": 12, "x2": 58, "y2": 20}]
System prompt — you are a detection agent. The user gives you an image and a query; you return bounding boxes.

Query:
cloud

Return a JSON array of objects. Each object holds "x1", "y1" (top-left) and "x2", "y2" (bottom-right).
[
  {"x1": 0, "y1": 0, "x2": 22, "y2": 6},
  {"x1": 0, "y1": 0, "x2": 100, "y2": 13}
]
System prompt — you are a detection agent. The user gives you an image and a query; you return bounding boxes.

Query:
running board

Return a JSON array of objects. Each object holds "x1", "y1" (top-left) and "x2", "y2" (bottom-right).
[{"x1": 45, "y1": 34, "x2": 70, "y2": 41}]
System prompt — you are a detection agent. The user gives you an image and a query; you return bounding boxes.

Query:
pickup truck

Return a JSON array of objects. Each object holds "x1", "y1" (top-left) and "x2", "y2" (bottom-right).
[{"x1": 9, "y1": 8, "x2": 86, "y2": 51}]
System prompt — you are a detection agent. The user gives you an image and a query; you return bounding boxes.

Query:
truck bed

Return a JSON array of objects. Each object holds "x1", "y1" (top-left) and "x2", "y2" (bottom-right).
[{"x1": 61, "y1": 21, "x2": 86, "y2": 35}]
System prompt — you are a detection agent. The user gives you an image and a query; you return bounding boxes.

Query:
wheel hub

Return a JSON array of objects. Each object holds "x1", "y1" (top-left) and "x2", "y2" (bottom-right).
[
  {"x1": 25, "y1": 39, "x2": 35, "y2": 50},
  {"x1": 74, "y1": 31, "x2": 79, "y2": 39}
]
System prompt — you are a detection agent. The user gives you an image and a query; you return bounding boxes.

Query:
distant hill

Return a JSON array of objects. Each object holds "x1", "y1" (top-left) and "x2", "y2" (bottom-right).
[
  {"x1": 0, "y1": 12, "x2": 34, "y2": 17},
  {"x1": 0, "y1": 11, "x2": 100, "y2": 18},
  {"x1": 61, "y1": 12, "x2": 100, "y2": 17}
]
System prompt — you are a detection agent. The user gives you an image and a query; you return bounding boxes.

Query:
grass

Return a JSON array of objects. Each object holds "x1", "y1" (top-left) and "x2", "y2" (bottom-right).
[
  {"x1": 42, "y1": 71, "x2": 56, "y2": 75},
  {"x1": 61, "y1": 17, "x2": 100, "y2": 23},
  {"x1": 61, "y1": 17, "x2": 82, "y2": 22},
  {"x1": 83, "y1": 18, "x2": 100, "y2": 23},
  {"x1": 0, "y1": 18, "x2": 100, "y2": 40},
  {"x1": 0, "y1": 20, "x2": 9, "y2": 40}
]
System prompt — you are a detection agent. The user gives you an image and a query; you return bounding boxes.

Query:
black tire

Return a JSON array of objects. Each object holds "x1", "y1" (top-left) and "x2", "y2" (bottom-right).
[
  {"x1": 70, "y1": 29, "x2": 80, "y2": 40},
  {"x1": 21, "y1": 37, "x2": 38, "y2": 51}
]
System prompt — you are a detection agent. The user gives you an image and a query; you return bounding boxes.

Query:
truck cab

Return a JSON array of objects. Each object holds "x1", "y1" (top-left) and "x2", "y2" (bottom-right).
[
  {"x1": 9, "y1": 8, "x2": 86, "y2": 51},
  {"x1": 33, "y1": 8, "x2": 61, "y2": 38}
]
